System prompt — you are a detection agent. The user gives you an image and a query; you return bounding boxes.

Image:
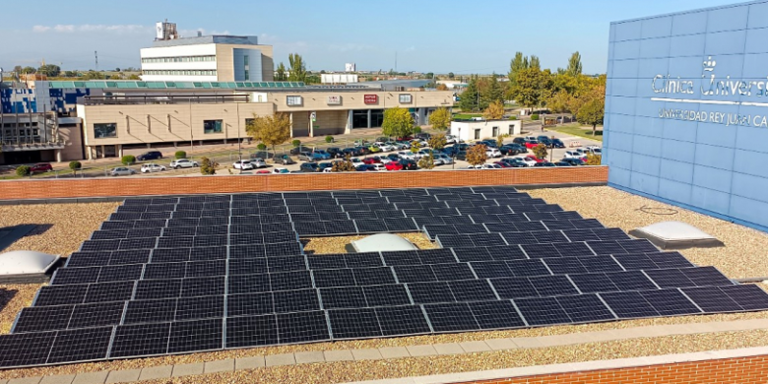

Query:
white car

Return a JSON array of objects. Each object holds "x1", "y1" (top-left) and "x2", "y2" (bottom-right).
[
  {"x1": 110, "y1": 167, "x2": 135, "y2": 176},
  {"x1": 518, "y1": 157, "x2": 538, "y2": 167},
  {"x1": 375, "y1": 143, "x2": 396, "y2": 152},
  {"x1": 479, "y1": 163, "x2": 502, "y2": 169},
  {"x1": 233, "y1": 160, "x2": 254, "y2": 170},
  {"x1": 564, "y1": 151, "x2": 587, "y2": 160},
  {"x1": 398, "y1": 151, "x2": 418, "y2": 161},
  {"x1": 141, "y1": 163, "x2": 166, "y2": 173},
  {"x1": 486, "y1": 148, "x2": 502, "y2": 158},
  {"x1": 169, "y1": 159, "x2": 199, "y2": 169},
  {"x1": 322, "y1": 167, "x2": 333, "y2": 173},
  {"x1": 445, "y1": 135, "x2": 459, "y2": 145},
  {"x1": 434, "y1": 154, "x2": 454, "y2": 165},
  {"x1": 372, "y1": 163, "x2": 387, "y2": 171},
  {"x1": 251, "y1": 158, "x2": 267, "y2": 168}
]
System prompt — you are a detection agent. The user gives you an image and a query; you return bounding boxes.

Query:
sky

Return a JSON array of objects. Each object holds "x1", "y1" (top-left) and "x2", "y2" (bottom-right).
[{"x1": 0, "y1": 0, "x2": 742, "y2": 75}]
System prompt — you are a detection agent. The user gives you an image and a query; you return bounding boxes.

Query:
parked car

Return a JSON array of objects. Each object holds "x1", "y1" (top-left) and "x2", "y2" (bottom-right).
[
  {"x1": 372, "y1": 163, "x2": 387, "y2": 171},
  {"x1": 385, "y1": 153, "x2": 401, "y2": 163},
  {"x1": 297, "y1": 153, "x2": 315, "y2": 162},
  {"x1": 272, "y1": 168, "x2": 290, "y2": 174},
  {"x1": 374, "y1": 142, "x2": 396, "y2": 152},
  {"x1": 554, "y1": 161, "x2": 572, "y2": 166},
  {"x1": 415, "y1": 132, "x2": 432, "y2": 140},
  {"x1": 534, "y1": 161, "x2": 556, "y2": 167},
  {"x1": 363, "y1": 156, "x2": 382, "y2": 165},
  {"x1": 551, "y1": 138, "x2": 565, "y2": 148},
  {"x1": 525, "y1": 155, "x2": 546, "y2": 164},
  {"x1": 326, "y1": 147, "x2": 344, "y2": 158},
  {"x1": 312, "y1": 150, "x2": 331, "y2": 160},
  {"x1": 564, "y1": 150, "x2": 587, "y2": 160},
  {"x1": 290, "y1": 146, "x2": 313, "y2": 155},
  {"x1": 537, "y1": 136, "x2": 553, "y2": 147},
  {"x1": 274, "y1": 154, "x2": 296, "y2": 165},
  {"x1": 494, "y1": 161, "x2": 513, "y2": 168},
  {"x1": 456, "y1": 151, "x2": 468, "y2": 161},
  {"x1": 350, "y1": 158, "x2": 363, "y2": 165},
  {"x1": 354, "y1": 139, "x2": 370, "y2": 147},
  {"x1": 355, "y1": 164, "x2": 377, "y2": 172},
  {"x1": 524, "y1": 140, "x2": 540, "y2": 149},
  {"x1": 445, "y1": 135, "x2": 459, "y2": 144},
  {"x1": 233, "y1": 160, "x2": 255, "y2": 170},
  {"x1": 141, "y1": 163, "x2": 166, "y2": 173},
  {"x1": 486, "y1": 148, "x2": 502, "y2": 158},
  {"x1": 355, "y1": 146, "x2": 371, "y2": 155},
  {"x1": 341, "y1": 148, "x2": 360, "y2": 157},
  {"x1": 137, "y1": 151, "x2": 163, "y2": 161},
  {"x1": 397, "y1": 151, "x2": 418, "y2": 161},
  {"x1": 385, "y1": 161, "x2": 404, "y2": 171},
  {"x1": 299, "y1": 163, "x2": 321, "y2": 172},
  {"x1": 110, "y1": 167, "x2": 135, "y2": 176},
  {"x1": 318, "y1": 162, "x2": 334, "y2": 172},
  {"x1": 478, "y1": 140, "x2": 498, "y2": 148},
  {"x1": 518, "y1": 157, "x2": 537, "y2": 167},
  {"x1": 29, "y1": 163, "x2": 53, "y2": 173},
  {"x1": 435, "y1": 154, "x2": 454, "y2": 165},
  {"x1": 561, "y1": 158, "x2": 585, "y2": 166},
  {"x1": 400, "y1": 159, "x2": 418, "y2": 170},
  {"x1": 500, "y1": 158, "x2": 527, "y2": 167},
  {"x1": 391, "y1": 141, "x2": 410, "y2": 150},
  {"x1": 170, "y1": 159, "x2": 199, "y2": 169},
  {"x1": 512, "y1": 137, "x2": 527, "y2": 146}
]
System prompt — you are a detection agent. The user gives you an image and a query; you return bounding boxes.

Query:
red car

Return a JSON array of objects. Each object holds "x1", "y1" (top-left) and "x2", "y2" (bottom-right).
[
  {"x1": 362, "y1": 156, "x2": 382, "y2": 165},
  {"x1": 524, "y1": 156, "x2": 546, "y2": 164},
  {"x1": 524, "y1": 140, "x2": 540, "y2": 149},
  {"x1": 385, "y1": 161, "x2": 404, "y2": 171},
  {"x1": 30, "y1": 163, "x2": 53, "y2": 173},
  {"x1": 494, "y1": 161, "x2": 513, "y2": 168}
]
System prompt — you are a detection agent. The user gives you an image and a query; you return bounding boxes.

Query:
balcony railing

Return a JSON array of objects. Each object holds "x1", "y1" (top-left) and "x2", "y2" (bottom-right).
[{"x1": 80, "y1": 94, "x2": 250, "y2": 106}]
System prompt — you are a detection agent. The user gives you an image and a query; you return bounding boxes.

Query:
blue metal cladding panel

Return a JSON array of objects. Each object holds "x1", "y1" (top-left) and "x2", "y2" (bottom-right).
[{"x1": 605, "y1": 1, "x2": 768, "y2": 231}]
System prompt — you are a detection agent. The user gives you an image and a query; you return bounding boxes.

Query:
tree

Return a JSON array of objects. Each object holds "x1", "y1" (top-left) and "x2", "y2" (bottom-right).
[
  {"x1": 38, "y1": 64, "x2": 61, "y2": 77},
  {"x1": 275, "y1": 63, "x2": 288, "y2": 81},
  {"x1": 483, "y1": 100, "x2": 505, "y2": 120},
  {"x1": 510, "y1": 67, "x2": 545, "y2": 109},
  {"x1": 458, "y1": 76, "x2": 479, "y2": 112},
  {"x1": 127, "y1": 74, "x2": 141, "y2": 80},
  {"x1": 13, "y1": 65, "x2": 22, "y2": 74},
  {"x1": 69, "y1": 161, "x2": 82, "y2": 176},
  {"x1": 466, "y1": 144, "x2": 488, "y2": 166},
  {"x1": 63, "y1": 71, "x2": 79, "y2": 78},
  {"x1": 410, "y1": 141, "x2": 422, "y2": 154},
  {"x1": 83, "y1": 71, "x2": 104, "y2": 80},
  {"x1": 529, "y1": 56, "x2": 541, "y2": 70},
  {"x1": 532, "y1": 144, "x2": 548, "y2": 160},
  {"x1": 479, "y1": 74, "x2": 504, "y2": 109},
  {"x1": 21, "y1": 66, "x2": 36, "y2": 74},
  {"x1": 448, "y1": 72, "x2": 455, "y2": 79},
  {"x1": 288, "y1": 54, "x2": 307, "y2": 82},
  {"x1": 496, "y1": 134, "x2": 510, "y2": 148},
  {"x1": 200, "y1": 157, "x2": 218, "y2": 175},
  {"x1": 418, "y1": 153, "x2": 435, "y2": 169},
  {"x1": 585, "y1": 154, "x2": 602, "y2": 166},
  {"x1": 436, "y1": 83, "x2": 449, "y2": 91},
  {"x1": 425, "y1": 72, "x2": 434, "y2": 79},
  {"x1": 567, "y1": 52, "x2": 583, "y2": 77},
  {"x1": 547, "y1": 90, "x2": 574, "y2": 113},
  {"x1": 332, "y1": 155, "x2": 357, "y2": 172},
  {"x1": 576, "y1": 98, "x2": 605, "y2": 136},
  {"x1": 245, "y1": 113, "x2": 292, "y2": 162},
  {"x1": 428, "y1": 108, "x2": 451, "y2": 130},
  {"x1": 381, "y1": 107, "x2": 414, "y2": 139},
  {"x1": 428, "y1": 133, "x2": 447, "y2": 150}
]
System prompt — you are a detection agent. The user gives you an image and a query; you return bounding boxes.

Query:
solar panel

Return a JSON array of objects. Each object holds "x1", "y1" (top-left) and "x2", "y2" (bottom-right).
[{"x1": 6, "y1": 187, "x2": 767, "y2": 369}]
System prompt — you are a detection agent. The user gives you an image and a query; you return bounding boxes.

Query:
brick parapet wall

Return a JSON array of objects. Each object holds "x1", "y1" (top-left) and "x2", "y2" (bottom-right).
[
  {"x1": 0, "y1": 167, "x2": 608, "y2": 200},
  {"x1": 459, "y1": 353, "x2": 768, "y2": 384}
]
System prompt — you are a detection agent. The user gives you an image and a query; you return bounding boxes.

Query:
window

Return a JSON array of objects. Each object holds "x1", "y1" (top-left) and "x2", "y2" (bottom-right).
[
  {"x1": 244, "y1": 70, "x2": 250, "y2": 81},
  {"x1": 509, "y1": 125, "x2": 514, "y2": 135},
  {"x1": 94, "y1": 123, "x2": 117, "y2": 138},
  {"x1": 474, "y1": 129, "x2": 481, "y2": 140},
  {"x1": 492, "y1": 127, "x2": 499, "y2": 137},
  {"x1": 286, "y1": 96, "x2": 303, "y2": 106},
  {"x1": 203, "y1": 120, "x2": 223, "y2": 134}
]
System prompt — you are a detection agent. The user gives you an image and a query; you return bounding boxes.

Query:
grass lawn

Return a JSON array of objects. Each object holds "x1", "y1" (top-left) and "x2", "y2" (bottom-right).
[
  {"x1": 548, "y1": 124, "x2": 603, "y2": 142},
  {"x1": 453, "y1": 113, "x2": 482, "y2": 120}
]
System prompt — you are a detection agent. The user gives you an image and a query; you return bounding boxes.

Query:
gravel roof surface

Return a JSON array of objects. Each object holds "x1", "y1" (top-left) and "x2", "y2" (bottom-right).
[
  {"x1": 0, "y1": 190, "x2": 767, "y2": 382},
  {"x1": 526, "y1": 186, "x2": 768, "y2": 280}
]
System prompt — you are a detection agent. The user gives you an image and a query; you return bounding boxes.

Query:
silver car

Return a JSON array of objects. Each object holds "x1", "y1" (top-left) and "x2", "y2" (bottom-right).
[
  {"x1": 170, "y1": 159, "x2": 199, "y2": 169},
  {"x1": 110, "y1": 167, "x2": 136, "y2": 176},
  {"x1": 140, "y1": 163, "x2": 166, "y2": 173}
]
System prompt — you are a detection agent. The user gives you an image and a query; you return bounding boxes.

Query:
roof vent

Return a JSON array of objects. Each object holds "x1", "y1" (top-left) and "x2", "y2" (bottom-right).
[
  {"x1": 0, "y1": 250, "x2": 60, "y2": 283},
  {"x1": 629, "y1": 221, "x2": 724, "y2": 250}
]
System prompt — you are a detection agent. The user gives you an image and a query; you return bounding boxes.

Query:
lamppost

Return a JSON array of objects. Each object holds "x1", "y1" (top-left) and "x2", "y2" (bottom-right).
[{"x1": 453, "y1": 127, "x2": 461, "y2": 169}]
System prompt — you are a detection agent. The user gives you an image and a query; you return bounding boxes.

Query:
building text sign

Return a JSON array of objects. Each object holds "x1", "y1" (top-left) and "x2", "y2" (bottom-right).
[
  {"x1": 286, "y1": 95, "x2": 303, "y2": 106},
  {"x1": 652, "y1": 56, "x2": 768, "y2": 127},
  {"x1": 327, "y1": 95, "x2": 341, "y2": 105},
  {"x1": 399, "y1": 94, "x2": 412, "y2": 104},
  {"x1": 364, "y1": 94, "x2": 378, "y2": 104}
]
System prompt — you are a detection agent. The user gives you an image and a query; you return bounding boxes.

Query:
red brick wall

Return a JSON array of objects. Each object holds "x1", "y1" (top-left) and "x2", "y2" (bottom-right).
[
  {"x1": 0, "y1": 167, "x2": 608, "y2": 200},
  {"x1": 461, "y1": 354, "x2": 768, "y2": 384}
]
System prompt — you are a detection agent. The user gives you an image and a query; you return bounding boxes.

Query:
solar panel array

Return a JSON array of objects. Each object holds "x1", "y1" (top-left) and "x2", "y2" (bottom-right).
[{"x1": 2, "y1": 186, "x2": 768, "y2": 368}]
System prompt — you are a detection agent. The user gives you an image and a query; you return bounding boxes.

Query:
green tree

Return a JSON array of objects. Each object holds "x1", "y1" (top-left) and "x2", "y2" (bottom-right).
[
  {"x1": 275, "y1": 63, "x2": 288, "y2": 81},
  {"x1": 63, "y1": 70, "x2": 79, "y2": 78},
  {"x1": 585, "y1": 154, "x2": 602, "y2": 166},
  {"x1": 479, "y1": 74, "x2": 504, "y2": 109},
  {"x1": 529, "y1": 56, "x2": 541, "y2": 70},
  {"x1": 410, "y1": 141, "x2": 422, "y2": 154},
  {"x1": 83, "y1": 71, "x2": 104, "y2": 80},
  {"x1": 448, "y1": 72, "x2": 455, "y2": 79},
  {"x1": 418, "y1": 153, "x2": 435, "y2": 169},
  {"x1": 428, "y1": 133, "x2": 447, "y2": 151},
  {"x1": 577, "y1": 98, "x2": 605, "y2": 136},
  {"x1": 200, "y1": 157, "x2": 218, "y2": 175},
  {"x1": 175, "y1": 151, "x2": 187, "y2": 159},
  {"x1": 38, "y1": 64, "x2": 61, "y2": 77},
  {"x1": 482, "y1": 100, "x2": 505, "y2": 120},
  {"x1": 69, "y1": 161, "x2": 82, "y2": 176},
  {"x1": 12, "y1": 65, "x2": 23, "y2": 74},
  {"x1": 245, "y1": 113, "x2": 292, "y2": 162},
  {"x1": 425, "y1": 72, "x2": 434, "y2": 79},
  {"x1": 288, "y1": 54, "x2": 307, "y2": 82},
  {"x1": 532, "y1": 144, "x2": 548, "y2": 160},
  {"x1": 121, "y1": 155, "x2": 136, "y2": 165},
  {"x1": 458, "y1": 76, "x2": 479, "y2": 112},
  {"x1": 466, "y1": 144, "x2": 488, "y2": 166},
  {"x1": 510, "y1": 67, "x2": 545, "y2": 109},
  {"x1": 567, "y1": 51, "x2": 583, "y2": 77},
  {"x1": 381, "y1": 107, "x2": 414, "y2": 139},
  {"x1": 21, "y1": 66, "x2": 36, "y2": 74},
  {"x1": 547, "y1": 90, "x2": 574, "y2": 113},
  {"x1": 496, "y1": 134, "x2": 510, "y2": 148},
  {"x1": 428, "y1": 108, "x2": 451, "y2": 130}
]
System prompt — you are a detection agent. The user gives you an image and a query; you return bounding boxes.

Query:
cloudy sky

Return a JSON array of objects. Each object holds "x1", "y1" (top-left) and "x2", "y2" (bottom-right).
[{"x1": 0, "y1": 0, "x2": 738, "y2": 74}]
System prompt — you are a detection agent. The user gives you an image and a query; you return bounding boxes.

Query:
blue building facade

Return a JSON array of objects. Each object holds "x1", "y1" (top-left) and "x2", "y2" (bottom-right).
[{"x1": 604, "y1": 0, "x2": 768, "y2": 231}]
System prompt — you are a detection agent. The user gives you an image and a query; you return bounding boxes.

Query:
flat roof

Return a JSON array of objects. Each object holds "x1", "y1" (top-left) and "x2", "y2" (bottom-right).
[
  {"x1": 149, "y1": 35, "x2": 261, "y2": 47},
  {"x1": 612, "y1": 0, "x2": 768, "y2": 25},
  {"x1": 45, "y1": 80, "x2": 305, "y2": 90}
]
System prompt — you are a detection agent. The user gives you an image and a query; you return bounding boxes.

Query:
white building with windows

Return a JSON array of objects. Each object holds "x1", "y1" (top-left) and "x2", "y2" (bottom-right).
[
  {"x1": 140, "y1": 25, "x2": 274, "y2": 82},
  {"x1": 450, "y1": 119, "x2": 522, "y2": 142}
]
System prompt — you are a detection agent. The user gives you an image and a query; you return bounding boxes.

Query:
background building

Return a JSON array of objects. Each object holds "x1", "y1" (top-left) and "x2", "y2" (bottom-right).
[
  {"x1": 604, "y1": 0, "x2": 768, "y2": 231},
  {"x1": 345, "y1": 63, "x2": 356, "y2": 72},
  {"x1": 140, "y1": 21, "x2": 274, "y2": 82}
]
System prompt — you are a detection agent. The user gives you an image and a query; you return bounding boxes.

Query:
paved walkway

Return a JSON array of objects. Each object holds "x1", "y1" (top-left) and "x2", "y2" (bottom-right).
[{"x1": 3, "y1": 318, "x2": 768, "y2": 384}]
